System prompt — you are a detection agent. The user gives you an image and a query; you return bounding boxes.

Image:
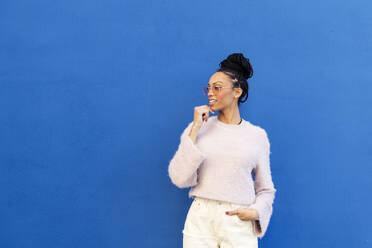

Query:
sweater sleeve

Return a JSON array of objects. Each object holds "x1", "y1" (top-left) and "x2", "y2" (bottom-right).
[
  {"x1": 168, "y1": 121, "x2": 207, "y2": 188},
  {"x1": 248, "y1": 129, "x2": 277, "y2": 239}
]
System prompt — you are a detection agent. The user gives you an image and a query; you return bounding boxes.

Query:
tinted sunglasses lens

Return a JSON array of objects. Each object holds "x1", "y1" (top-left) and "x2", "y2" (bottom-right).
[{"x1": 203, "y1": 87, "x2": 209, "y2": 96}]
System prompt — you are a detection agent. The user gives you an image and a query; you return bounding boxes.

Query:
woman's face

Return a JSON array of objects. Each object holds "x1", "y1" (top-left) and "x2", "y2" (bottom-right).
[{"x1": 207, "y1": 72, "x2": 242, "y2": 112}]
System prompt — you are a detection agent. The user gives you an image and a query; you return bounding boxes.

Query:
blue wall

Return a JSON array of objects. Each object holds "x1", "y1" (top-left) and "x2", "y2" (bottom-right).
[{"x1": 1, "y1": 0, "x2": 371, "y2": 247}]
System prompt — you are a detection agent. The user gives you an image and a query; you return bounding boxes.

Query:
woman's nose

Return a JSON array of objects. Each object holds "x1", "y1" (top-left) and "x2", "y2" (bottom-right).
[{"x1": 208, "y1": 90, "x2": 215, "y2": 97}]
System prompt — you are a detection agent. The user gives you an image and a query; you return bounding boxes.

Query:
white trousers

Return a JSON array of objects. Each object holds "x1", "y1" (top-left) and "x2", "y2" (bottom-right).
[{"x1": 182, "y1": 196, "x2": 258, "y2": 248}]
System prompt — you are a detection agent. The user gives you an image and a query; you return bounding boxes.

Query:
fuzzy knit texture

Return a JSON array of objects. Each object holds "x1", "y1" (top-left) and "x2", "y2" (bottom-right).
[{"x1": 168, "y1": 115, "x2": 277, "y2": 239}]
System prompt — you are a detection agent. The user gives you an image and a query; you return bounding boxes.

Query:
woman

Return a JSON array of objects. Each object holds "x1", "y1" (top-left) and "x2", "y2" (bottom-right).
[{"x1": 168, "y1": 53, "x2": 276, "y2": 248}]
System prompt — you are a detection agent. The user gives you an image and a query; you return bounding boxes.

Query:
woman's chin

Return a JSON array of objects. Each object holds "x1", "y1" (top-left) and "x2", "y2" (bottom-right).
[{"x1": 210, "y1": 105, "x2": 217, "y2": 112}]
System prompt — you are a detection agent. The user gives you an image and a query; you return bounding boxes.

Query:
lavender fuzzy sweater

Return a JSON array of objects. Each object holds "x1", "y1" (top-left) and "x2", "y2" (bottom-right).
[{"x1": 168, "y1": 116, "x2": 277, "y2": 238}]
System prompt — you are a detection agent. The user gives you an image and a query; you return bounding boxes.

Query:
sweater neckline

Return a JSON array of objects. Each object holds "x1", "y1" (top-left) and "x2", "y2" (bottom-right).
[{"x1": 212, "y1": 115, "x2": 248, "y2": 130}]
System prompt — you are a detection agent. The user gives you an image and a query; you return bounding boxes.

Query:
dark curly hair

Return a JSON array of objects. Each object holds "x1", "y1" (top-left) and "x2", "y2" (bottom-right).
[{"x1": 216, "y1": 53, "x2": 253, "y2": 106}]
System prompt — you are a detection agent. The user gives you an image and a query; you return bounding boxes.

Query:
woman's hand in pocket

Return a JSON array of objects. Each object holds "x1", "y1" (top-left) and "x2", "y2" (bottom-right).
[{"x1": 225, "y1": 208, "x2": 259, "y2": 221}]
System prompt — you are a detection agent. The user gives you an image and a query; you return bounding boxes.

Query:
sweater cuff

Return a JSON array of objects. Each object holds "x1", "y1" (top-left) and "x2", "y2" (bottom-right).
[
  {"x1": 248, "y1": 202, "x2": 273, "y2": 239},
  {"x1": 168, "y1": 133, "x2": 206, "y2": 188}
]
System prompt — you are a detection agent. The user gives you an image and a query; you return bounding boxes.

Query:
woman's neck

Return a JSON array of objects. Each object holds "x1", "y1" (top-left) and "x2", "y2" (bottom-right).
[{"x1": 217, "y1": 111, "x2": 242, "y2": 125}]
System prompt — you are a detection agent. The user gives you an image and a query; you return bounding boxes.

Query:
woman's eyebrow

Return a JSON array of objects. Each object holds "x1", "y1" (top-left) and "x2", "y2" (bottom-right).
[{"x1": 208, "y1": 81, "x2": 224, "y2": 86}]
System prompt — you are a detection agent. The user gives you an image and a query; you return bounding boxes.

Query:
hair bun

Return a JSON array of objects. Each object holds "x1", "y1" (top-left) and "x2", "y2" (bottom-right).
[{"x1": 219, "y1": 53, "x2": 253, "y2": 79}]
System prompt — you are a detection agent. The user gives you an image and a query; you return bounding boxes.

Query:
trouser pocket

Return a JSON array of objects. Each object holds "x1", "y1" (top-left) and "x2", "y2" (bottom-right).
[{"x1": 228, "y1": 202, "x2": 255, "y2": 231}]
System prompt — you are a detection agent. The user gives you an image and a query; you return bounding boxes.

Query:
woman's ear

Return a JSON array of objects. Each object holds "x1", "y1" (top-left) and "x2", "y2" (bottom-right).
[{"x1": 235, "y1": 88, "x2": 243, "y2": 98}]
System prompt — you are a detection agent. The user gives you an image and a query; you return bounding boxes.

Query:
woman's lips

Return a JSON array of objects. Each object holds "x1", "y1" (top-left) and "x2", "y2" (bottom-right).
[{"x1": 209, "y1": 100, "x2": 217, "y2": 106}]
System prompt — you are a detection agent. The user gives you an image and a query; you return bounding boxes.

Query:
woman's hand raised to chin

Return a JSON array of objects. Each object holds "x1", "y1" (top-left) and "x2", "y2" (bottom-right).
[
  {"x1": 193, "y1": 105, "x2": 215, "y2": 128},
  {"x1": 188, "y1": 105, "x2": 215, "y2": 144}
]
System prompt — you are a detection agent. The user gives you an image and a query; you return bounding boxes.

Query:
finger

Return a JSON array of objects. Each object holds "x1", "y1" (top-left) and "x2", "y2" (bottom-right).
[
  {"x1": 225, "y1": 210, "x2": 238, "y2": 215},
  {"x1": 205, "y1": 105, "x2": 214, "y2": 113},
  {"x1": 209, "y1": 107, "x2": 215, "y2": 114},
  {"x1": 200, "y1": 106, "x2": 211, "y2": 122}
]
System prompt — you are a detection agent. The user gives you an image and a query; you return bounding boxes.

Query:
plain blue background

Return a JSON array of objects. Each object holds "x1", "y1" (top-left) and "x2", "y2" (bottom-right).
[{"x1": 1, "y1": 0, "x2": 371, "y2": 247}]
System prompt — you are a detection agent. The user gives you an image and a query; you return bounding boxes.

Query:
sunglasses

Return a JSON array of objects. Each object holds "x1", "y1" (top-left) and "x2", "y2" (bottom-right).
[{"x1": 202, "y1": 85, "x2": 235, "y2": 96}]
